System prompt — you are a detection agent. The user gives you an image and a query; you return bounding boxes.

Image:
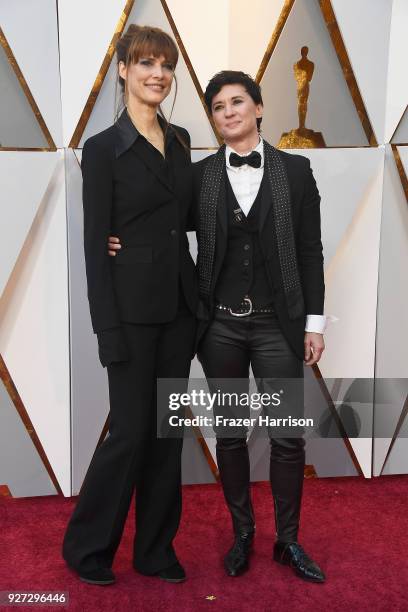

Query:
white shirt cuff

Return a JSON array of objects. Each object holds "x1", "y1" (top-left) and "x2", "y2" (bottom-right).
[
  {"x1": 305, "y1": 314, "x2": 338, "y2": 334},
  {"x1": 305, "y1": 315, "x2": 326, "y2": 334}
]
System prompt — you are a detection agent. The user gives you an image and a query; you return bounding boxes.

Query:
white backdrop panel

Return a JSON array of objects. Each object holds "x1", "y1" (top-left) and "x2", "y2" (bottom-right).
[
  {"x1": 385, "y1": 0, "x2": 408, "y2": 142},
  {"x1": 374, "y1": 146, "x2": 408, "y2": 476},
  {"x1": 381, "y1": 439, "x2": 408, "y2": 476},
  {"x1": 392, "y1": 107, "x2": 408, "y2": 145},
  {"x1": 311, "y1": 147, "x2": 385, "y2": 379},
  {"x1": 397, "y1": 146, "x2": 408, "y2": 178},
  {"x1": 0, "y1": 42, "x2": 48, "y2": 148},
  {"x1": 0, "y1": 379, "x2": 57, "y2": 497},
  {"x1": 228, "y1": 0, "x2": 286, "y2": 79},
  {"x1": 58, "y1": 0, "x2": 125, "y2": 146},
  {"x1": 168, "y1": 0, "x2": 288, "y2": 85},
  {"x1": 0, "y1": 153, "x2": 71, "y2": 495},
  {"x1": 0, "y1": 152, "x2": 59, "y2": 298},
  {"x1": 166, "y1": 0, "x2": 229, "y2": 89},
  {"x1": 0, "y1": 0, "x2": 62, "y2": 147},
  {"x1": 305, "y1": 147, "x2": 384, "y2": 476},
  {"x1": 330, "y1": 0, "x2": 392, "y2": 145}
]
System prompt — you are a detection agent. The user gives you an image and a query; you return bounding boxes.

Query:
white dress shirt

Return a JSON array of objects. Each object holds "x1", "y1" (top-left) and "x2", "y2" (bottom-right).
[{"x1": 225, "y1": 139, "x2": 327, "y2": 334}]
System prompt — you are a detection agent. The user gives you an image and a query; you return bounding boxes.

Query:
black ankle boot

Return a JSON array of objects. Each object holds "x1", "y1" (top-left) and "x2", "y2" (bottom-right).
[{"x1": 224, "y1": 531, "x2": 254, "y2": 577}]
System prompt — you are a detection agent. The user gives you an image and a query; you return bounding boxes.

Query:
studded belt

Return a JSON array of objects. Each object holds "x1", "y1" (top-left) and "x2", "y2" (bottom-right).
[{"x1": 215, "y1": 296, "x2": 274, "y2": 317}]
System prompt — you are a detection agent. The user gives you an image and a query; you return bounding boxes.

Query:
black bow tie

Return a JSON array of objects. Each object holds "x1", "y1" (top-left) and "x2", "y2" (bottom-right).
[{"x1": 229, "y1": 150, "x2": 262, "y2": 169}]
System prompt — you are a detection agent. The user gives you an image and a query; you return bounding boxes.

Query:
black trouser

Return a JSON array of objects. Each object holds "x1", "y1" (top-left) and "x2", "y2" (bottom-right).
[
  {"x1": 62, "y1": 309, "x2": 196, "y2": 575},
  {"x1": 198, "y1": 309, "x2": 304, "y2": 543}
]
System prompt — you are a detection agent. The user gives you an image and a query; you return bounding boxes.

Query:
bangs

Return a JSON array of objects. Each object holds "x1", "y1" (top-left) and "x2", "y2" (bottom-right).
[{"x1": 128, "y1": 30, "x2": 178, "y2": 68}]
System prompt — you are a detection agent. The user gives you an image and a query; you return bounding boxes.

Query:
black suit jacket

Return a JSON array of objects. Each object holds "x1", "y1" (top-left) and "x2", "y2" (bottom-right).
[
  {"x1": 192, "y1": 146, "x2": 324, "y2": 360},
  {"x1": 82, "y1": 110, "x2": 198, "y2": 365}
]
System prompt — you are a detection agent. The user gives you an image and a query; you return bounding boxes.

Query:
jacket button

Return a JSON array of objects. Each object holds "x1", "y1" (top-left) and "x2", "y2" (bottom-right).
[
  {"x1": 170, "y1": 229, "x2": 177, "y2": 236},
  {"x1": 243, "y1": 259, "x2": 250, "y2": 266},
  {"x1": 243, "y1": 244, "x2": 250, "y2": 251}
]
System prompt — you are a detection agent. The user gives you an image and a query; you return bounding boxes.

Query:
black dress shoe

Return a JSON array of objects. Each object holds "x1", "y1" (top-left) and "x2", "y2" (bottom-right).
[
  {"x1": 273, "y1": 542, "x2": 325, "y2": 583},
  {"x1": 155, "y1": 561, "x2": 186, "y2": 583},
  {"x1": 77, "y1": 567, "x2": 115, "y2": 586},
  {"x1": 224, "y1": 531, "x2": 254, "y2": 577}
]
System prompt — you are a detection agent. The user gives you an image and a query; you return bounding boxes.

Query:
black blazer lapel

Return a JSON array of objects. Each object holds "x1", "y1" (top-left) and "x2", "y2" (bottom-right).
[
  {"x1": 130, "y1": 140, "x2": 174, "y2": 195},
  {"x1": 216, "y1": 168, "x2": 228, "y2": 236},
  {"x1": 258, "y1": 172, "x2": 274, "y2": 233},
  {"x1": 210, "y1": 169, "x2": 230, "y2": 293}
]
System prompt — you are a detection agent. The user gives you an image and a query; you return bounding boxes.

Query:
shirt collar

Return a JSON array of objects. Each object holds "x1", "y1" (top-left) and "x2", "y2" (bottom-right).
[
  {"x1": 114, "y1": 108, "x2": 175, "y2": 158},
  {"x1": 225, "y1": 137, "x2": 264, "y2": 171}
]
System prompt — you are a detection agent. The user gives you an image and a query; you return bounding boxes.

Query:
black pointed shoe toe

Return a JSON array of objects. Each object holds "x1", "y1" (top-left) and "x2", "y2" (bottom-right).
[
  {"x1": 224, "y1": 531, "x2": 254, "y2": 577},
  {"x1": 155, "y1": 561, "x2": 186, "y2": 583},
  {"x1": 273, "y1": 542, "x2": 325, "y2": 583},
  {"x1": 78, "y1": 567, "x2": 116, "y2": 586}
]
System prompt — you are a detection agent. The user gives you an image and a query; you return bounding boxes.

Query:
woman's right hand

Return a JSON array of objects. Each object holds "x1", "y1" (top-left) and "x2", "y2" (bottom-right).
[{"x1": 108, "y1": 236, "x2": 121, "y2": 256}]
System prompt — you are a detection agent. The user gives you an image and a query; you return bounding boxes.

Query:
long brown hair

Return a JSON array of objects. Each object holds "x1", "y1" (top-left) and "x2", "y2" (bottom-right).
[{"x1": 115, "y1": 24, "x2": 188, "y2": 150}]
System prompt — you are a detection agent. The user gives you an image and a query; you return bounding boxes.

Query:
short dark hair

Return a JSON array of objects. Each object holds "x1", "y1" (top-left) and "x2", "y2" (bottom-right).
[{"x1": 204, "y1": 70, "x2": 263, "y2": 131}]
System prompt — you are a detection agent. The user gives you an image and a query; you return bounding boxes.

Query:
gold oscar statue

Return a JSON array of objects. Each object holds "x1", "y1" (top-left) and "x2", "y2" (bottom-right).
[{"x1": 278, "y1": 46, "x2": 325, "y2": 148}]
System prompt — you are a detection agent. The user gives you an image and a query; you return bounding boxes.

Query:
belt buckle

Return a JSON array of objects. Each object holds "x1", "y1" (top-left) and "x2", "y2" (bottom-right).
[{"x1": 229, "y1": 296, "x2": 253, "y2": 317}]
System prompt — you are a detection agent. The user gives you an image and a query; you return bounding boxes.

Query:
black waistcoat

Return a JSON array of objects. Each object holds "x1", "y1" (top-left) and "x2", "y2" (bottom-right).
[{"x1": 214, "y1": 173, "x2": 274, "y2": 308}]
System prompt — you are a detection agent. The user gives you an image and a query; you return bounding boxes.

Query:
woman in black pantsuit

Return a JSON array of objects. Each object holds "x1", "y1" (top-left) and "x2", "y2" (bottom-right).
[{"x1": 62, "y1": 25, "x2": 197, "y2": 586}]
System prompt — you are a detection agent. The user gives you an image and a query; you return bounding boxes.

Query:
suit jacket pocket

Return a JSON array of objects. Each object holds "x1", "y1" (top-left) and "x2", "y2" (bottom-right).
[{"x1": 114, "y1": 245, "x2": 153, "y2": 264}]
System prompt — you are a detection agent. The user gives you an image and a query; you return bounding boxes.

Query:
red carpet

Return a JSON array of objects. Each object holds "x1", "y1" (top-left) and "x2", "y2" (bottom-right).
[{"x1": 1, "y1": 476, "x2": 407, "y2": 612}]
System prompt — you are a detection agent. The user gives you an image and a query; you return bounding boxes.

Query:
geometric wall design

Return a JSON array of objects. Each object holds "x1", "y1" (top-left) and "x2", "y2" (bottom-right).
[
  {"x1": 395, "y1": 146, "x2": 408, "y2": 199},
  {"x1": 0, "y1": 0, "x2": 61, "y2": 148},
  {"x1": 392, "y1": 108, "x2": 408, "y2": 144},
  {"x1": 296, "y1": 148, "x2": 385, "y2": 478},
  {"x1": 0, "y1": 34, "x2": 49, "y2": 149},
  {"x1": 0, "y1": 151, "x2": 70, "y2": 496},
  {"x1": 260, "y1": 0, "x2": 372, "y2": 147},
  {"x1": 0, "y1": 0, "x2": 407, "y2": 496},
  {"x1": 330, "y1": 0, "x2": 393, "y2": 145},
  {"x1": 384, "y1": 0, "x2": 408, "y2": 143},
  {"x1": 0, "y1": 373, "x2": 58, "y2": 498},
  {"x1": 373, "y1": 145, "x2": 408, "y2": 476},
  {"x1": 0, "y1": 151, "x2": 66, "y2": 498}
]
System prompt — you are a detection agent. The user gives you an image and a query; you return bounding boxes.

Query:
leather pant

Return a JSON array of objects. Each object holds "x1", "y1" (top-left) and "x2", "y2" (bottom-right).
[{"x1": 198, "y1": 309, "x2": 305, "y2": 543}]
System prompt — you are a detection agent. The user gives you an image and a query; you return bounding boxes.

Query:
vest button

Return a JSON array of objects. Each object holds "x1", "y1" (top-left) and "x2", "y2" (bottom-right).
[
  {"x1": 243, "y1": 244, "x2": 250, "y2": 251},
  {"x1": 243, "y1": 259, "x2": 250, "y2": 266}
]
